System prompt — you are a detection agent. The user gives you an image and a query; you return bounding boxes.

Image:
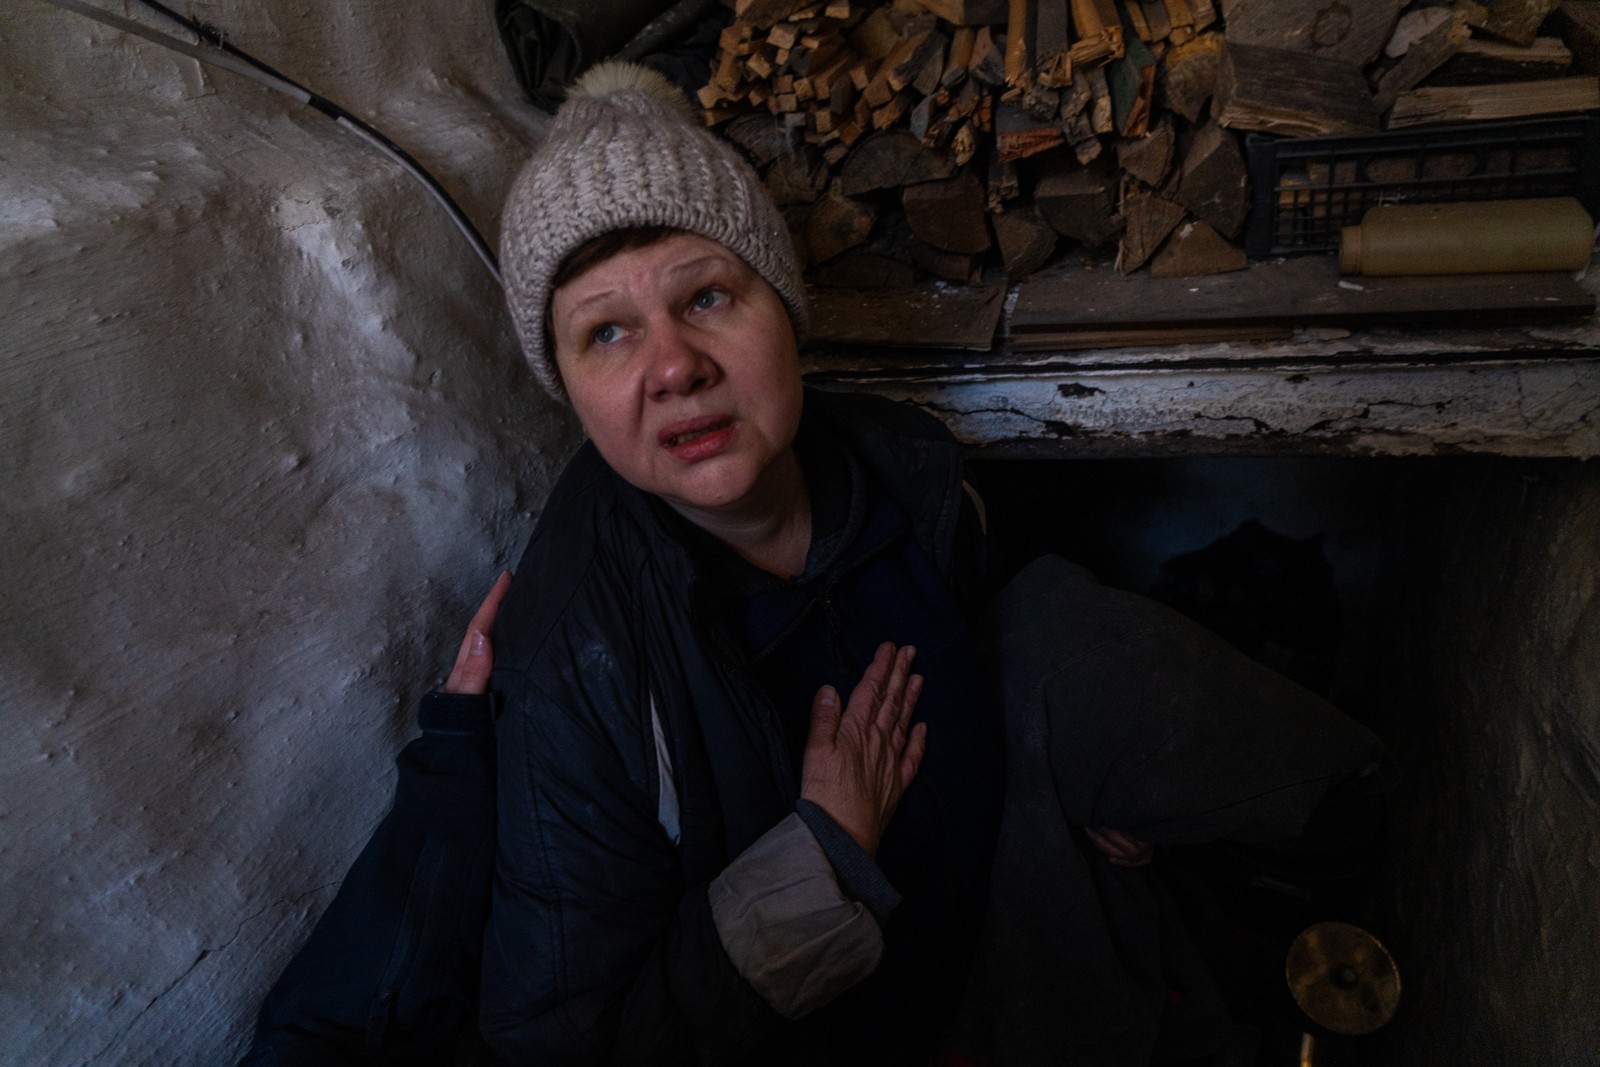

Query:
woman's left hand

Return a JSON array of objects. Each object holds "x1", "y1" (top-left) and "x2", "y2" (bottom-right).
[
  {"x1": 1086, "y1": 827, "x2": 1154, "y2": 868},
  {"x1": 443, "y1": 571, "x2": 513, "y2": 695}
]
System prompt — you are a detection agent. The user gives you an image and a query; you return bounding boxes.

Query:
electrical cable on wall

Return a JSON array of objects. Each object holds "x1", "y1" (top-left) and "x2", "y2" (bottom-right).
[{"x1": 41, "y1": 0, "x2": 503, "y2": 285}]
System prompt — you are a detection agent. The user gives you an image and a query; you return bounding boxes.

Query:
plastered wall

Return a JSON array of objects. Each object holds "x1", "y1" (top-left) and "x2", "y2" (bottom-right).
[{"x1": 1, "y1": 2, "x2": 577, "y2": 1061}]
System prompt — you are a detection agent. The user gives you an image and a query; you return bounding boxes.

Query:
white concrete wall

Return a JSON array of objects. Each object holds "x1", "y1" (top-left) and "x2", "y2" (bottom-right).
[{"x1": 0, "y1": 2, "x2": 576, "y2": 1061}]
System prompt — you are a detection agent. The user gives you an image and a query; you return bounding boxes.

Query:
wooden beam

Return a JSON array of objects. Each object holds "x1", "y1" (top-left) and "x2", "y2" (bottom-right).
[{"x1": 1215, "y1": 43, "x2": 1379, "y2": 136}]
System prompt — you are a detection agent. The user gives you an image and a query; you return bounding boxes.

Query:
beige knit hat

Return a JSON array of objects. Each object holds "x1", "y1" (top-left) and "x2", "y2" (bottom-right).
[{"x1": 500, "y1": 60, "x2": 810, "y2": 400}]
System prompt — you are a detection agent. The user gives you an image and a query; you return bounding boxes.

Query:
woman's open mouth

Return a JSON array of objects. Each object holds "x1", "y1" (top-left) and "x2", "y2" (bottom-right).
[{"x1": 660, "y1": 416, "x2": 735, "y2": 459}]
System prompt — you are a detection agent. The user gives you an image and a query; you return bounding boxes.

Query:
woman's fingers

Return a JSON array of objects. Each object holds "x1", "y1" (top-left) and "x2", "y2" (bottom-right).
[
  {"x1": 444, "y1": 570, "x2": 514, "y2": 695},
  {"x1": 1086, "y1": 827, "x2": 1155, "y2": 868}
]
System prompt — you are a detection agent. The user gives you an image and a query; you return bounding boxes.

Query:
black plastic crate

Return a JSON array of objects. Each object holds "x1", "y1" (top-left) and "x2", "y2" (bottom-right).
[{"x1": 1243, "y1": 115, "x2": 1600, "y2": 258}]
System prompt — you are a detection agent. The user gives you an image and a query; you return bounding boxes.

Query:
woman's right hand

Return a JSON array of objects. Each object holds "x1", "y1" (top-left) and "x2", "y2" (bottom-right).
[
  {"x1": 799, "y1": 642, "x2": 928, "y2": 858},
  {"x1": 443, "y1": 571, "x2": 513, "y2": 695}
]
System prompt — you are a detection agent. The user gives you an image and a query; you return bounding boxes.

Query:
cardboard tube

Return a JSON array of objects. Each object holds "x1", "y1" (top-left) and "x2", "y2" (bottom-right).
[{"x1": 1338, "y1": 197, "x2": 1595, "y2": 276}]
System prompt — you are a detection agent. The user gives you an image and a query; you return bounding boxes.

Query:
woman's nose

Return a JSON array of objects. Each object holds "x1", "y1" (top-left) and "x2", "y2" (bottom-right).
[{"x1": 644, "y1": 323, "x2": 716, "y2": 397}]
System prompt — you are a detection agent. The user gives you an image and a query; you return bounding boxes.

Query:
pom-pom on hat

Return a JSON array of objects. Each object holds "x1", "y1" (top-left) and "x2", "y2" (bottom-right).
[{"x1": 500, "y1": 60, "x2": 809, "y2": 400}]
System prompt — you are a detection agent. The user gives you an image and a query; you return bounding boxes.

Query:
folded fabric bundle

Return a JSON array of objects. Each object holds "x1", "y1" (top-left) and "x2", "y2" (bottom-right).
[{"x1": 495, "y1": 0, "x2": 713, "y2": 110}]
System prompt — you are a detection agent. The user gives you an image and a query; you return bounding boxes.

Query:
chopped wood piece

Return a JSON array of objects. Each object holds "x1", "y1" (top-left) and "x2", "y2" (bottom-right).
[
  {"x1": 840, "y1": 129, "x2": 958, "y2": 192},
  {"x1": 1004, "y1": 0, "x2": 1032, "y2": 89},
  {"x1": 825, "y1": 0, "x2": 852, "y2": 17},
  {"x1": 987, "y1": 153, "x2": 1021, "y2": 210},
  {"x1": 872, "y1": 89, "x2": 917, "y2": 128},
  {"x1": 1126, "y1": 3, "x2": 1155, "y2": 44},
  {"x1": 1140, "y1": 0, "x2": 1173, "y2": 41},
  {"x1": 992, "y1": 203, "x2": 1059, "y2": 276},
  {"x1": 814, "y1": 248, "x2": 918, "y2": 286},
  {"x1": 1035, "y1": 0, "x2": 1072, "y2": 88},
  {"x1": 766, "y1": 144, "x2": 832, "y2": 205},
  {"x1": 902, "y1": 172, "x2": 992, "y2": 253},
  {"x1": 1117, "y1": 115, "x2": 1176, "y2": 186},
  {"x1": 1191, "y1": 0, "x2": 1217, "y2": 31},
  {"x1": 1035, "y1": 158, "x2": 1123, "y2": 245},
  {"x1": 1215, "y1": 43, "x2": 1379, "y2": 135},
  {"x1": 1150, "y1": 219, "x2": 1247, "y2": 277},
  {"x1": 1387, "y1": 76, "x2": 1600, "y2": 127},
  {"x1": 1159, "y1": 30, "x2": 1223, "y2": 122},
  {"x1": 736, "y1": 0, "x2": 817, "y2": 30},
  {"x1": 1433, "y1": 35, "x2": 1574, "y2": 83},
  {"x1": 1554, "y1": 1, "x2": 1600, "y2": 74},
  {"x1": 1482, "y1": 0, "x2": 1560, "y2": 47},
  {"x1": 768, "y1": 22, "x2": 802, "y2": 49},
  {"x1": 724, "y1": 112, "x2": 794, "y2": 167},
  {"x1": 1176, "y1": 121, "x2": 1249, "y2": 238},
  {"x1": 807, "y1": 183, "x2": 879, "y2": 262},
  {"x1": 994, "y1": 101, "x2": 1066, "y2": 160},
  {"x1": 909, "y1": 240, "x2": 984, "y2": 281},
  {"x1": 952, "y1": 119, "x2": 979, "y2": 164},
  {"x1": 848, "y1": 8, "x2": 902, "y2": 61},
  {"x1": 944, "y1": 26, "x2": 977, "y2": 84},
  {"x1": 1223, "y1": 0, "x2": 1403, "y2": 67},
  {"x1": 969, "y1": 25, "x2": 1008, "y2": 85},
  {"x1": 911, "y1": 0, "x2": 1010, "y2": 23},
  {"x1": 1117, "y1": 194, "x2": 1186, "y2": 273},
  {"x1": 1086, "y1": 66, "x2": 1114, "y2": 134},
  {"x1": 1372, "y1": 7, "x2": 1471, "y2": 114},
  {"x1": 1071, "y1": 0, "x2": 1127, "y2": 62},
  {"x1": 1108, "y1": 28, "x2": 1158, "y2": 135}
]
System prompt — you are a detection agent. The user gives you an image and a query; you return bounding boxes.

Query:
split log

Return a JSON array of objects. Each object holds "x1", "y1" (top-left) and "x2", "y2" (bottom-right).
[
  {"x1": 807, "y1": 183, "x2": 879, "y2": 262},
  {"x1": 737, "y1": 0, "x2": 820, "y2": 30},
  {"x1": 995, "y1": 102, "x2": 1066, "y2": 161},
  {"x1": 1482, "y1": 0, "x2": 1561, "y2": 48},
  {"x1": 969, "y1": 25, "x2": 1008, "y2": 85},
  {"x1": 1087, "y1": 66, "x2": 1115, "y2": 134},
  {"x1": 839, "y1": 129, "x2": 957, "y2": 193},
  {"x1": 1035, "y1": 158, "x2": 1123, "y2": 246},
  {"x1": 1117, "y1": 193, "x2": 1186, "y2": 273},
  {"x1": 909, "y1": 240, "x2": 984, "y2": 281},
  {"x1": 1070, "y1": 0, "x2": 1126, "y2": 64},
  {"x1": 1004, "y1": 0, "x2": 1032, "y2": 89},
  {"x1": 1371, "y1": 7, "x2": 1472, "y2": 115},
  {"x1": 943, "y1": 26, "x2": 977, "y2": 85},
  {"x1": 1223, "y1": 0, "x2": 1403, "y2": 67},
  {"x1": 1108, "y1": 30, "x2": 1158, "y2": 136},
  {"x1": 765, "y1": 145, "x2": 831, "y2": 204},
  {"x1": 1553, "y1": 2, "x2": 1600, "y2": 74},
  {"x1": 902, "y1": 172, "x2": 992, "y2": 253},
  {"x1": 1215, "y1": 43, "x2": 1379, "y2": 135},
  {"x1": 992, "y1": 202, "x2": 1059, "y2": 276},
  {"x1": 724, "y1": 112, "x2": 795, "y2": 168},
  {"x1": 986, "y1": 153, "x2": 1021, "y2": 211},
  {"x1": 1387, "y1": 76, "x2": 1600, "y2": 127},
  {"x1": 1159, "y1": 31, "x2": 1223, "y2": 122},
  {"x1": 1175, "y1": 120, "x2": 1248, "y2": 238},
  {"x1": 1117, "y1": 114, "x2": 1176, "y2": 186},
  {"x1": 1150, "y1": 218, "x2": 1247, "y2": 277},
  {"x1": 1433, "y1": 36, "x2": 1575, "y2": 84},
  {"x1": 910, "y1": 0, "x2": 1009, "y2": 24},
  {"x1": 1035, "y1": 0, "x2": 1072, "y2": 88}
]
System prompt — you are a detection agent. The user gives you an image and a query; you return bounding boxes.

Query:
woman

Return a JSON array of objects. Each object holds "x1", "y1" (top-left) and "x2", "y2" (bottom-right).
[{"x1": 479, "y1": 61, "x2": 1006, "y2": 1064}]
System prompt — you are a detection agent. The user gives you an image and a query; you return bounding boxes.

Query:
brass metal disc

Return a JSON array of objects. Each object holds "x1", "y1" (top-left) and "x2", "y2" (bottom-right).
[{"x1": 1285, "y1": 921, "x2": 1401, "y2": 1036}]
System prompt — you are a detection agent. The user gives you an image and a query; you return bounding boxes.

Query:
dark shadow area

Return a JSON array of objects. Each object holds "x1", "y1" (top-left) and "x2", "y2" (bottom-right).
[{"x1": 966, "y1": 454, "x2": 1597, "y2": 1066}]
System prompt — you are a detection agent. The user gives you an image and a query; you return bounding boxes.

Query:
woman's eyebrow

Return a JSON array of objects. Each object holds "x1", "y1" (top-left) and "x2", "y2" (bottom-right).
[{"x1": 663, "y1": 254, "x2": 739, "y2": 280}]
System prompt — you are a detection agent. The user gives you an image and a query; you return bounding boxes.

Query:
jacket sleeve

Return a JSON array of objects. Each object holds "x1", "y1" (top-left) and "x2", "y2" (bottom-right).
[
  {"x1": 480, "y1": 672, "x2": 886, "y2": 1065},
  {"x1": 239, "y1": 692, "x2": 498, "y2": 1067}
]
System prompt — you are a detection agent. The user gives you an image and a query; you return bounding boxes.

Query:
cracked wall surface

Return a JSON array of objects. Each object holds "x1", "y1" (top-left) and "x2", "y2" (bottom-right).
[{"x1": 1, "y1": 2, "x2": 577, "y2": 1061}]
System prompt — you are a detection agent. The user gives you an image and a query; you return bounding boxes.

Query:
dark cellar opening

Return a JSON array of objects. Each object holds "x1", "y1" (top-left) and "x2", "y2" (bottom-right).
[{"x1": 966, "y1": 454, "x2": 1600, "y2": 1065}]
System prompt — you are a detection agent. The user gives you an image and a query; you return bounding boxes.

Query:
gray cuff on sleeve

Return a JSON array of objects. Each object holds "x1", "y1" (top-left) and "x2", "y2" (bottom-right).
[
  {"x1": 708, "y1": 813, "x2": 884, "y2": 1020},
  {"x1": 795, "y1": 800, "x2": 901, "y2": 924}
]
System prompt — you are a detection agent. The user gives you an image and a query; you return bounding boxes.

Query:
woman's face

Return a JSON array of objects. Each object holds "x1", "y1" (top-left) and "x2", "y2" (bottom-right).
[{"x1": 550, "y1": 232, "x2": 803, "y2": 526}]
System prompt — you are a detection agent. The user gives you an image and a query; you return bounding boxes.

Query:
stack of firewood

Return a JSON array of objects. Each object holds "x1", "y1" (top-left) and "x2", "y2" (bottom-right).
[{"x1": 697, "y1": 0, "x2": 1600, "y2": 285}]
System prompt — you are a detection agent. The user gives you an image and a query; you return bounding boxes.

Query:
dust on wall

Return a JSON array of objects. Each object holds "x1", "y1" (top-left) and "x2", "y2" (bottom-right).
[{"x1": 0, "y1": 2, "x2": 580, "y2": 1061}]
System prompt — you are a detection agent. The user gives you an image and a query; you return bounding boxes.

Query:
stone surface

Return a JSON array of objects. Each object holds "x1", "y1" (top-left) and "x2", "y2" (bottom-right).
[{"x1": 0, "y1": 2, "x2": 577, "y2": 1062}]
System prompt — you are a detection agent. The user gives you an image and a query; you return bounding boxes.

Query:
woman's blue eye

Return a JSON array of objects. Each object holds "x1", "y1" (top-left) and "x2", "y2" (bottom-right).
[
  {"x1": 592, "y1": 323, "x2": 619, "y2": 345},
  {"x1": 692, "y1": 289, "x2": 722, "y2": 310}
]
